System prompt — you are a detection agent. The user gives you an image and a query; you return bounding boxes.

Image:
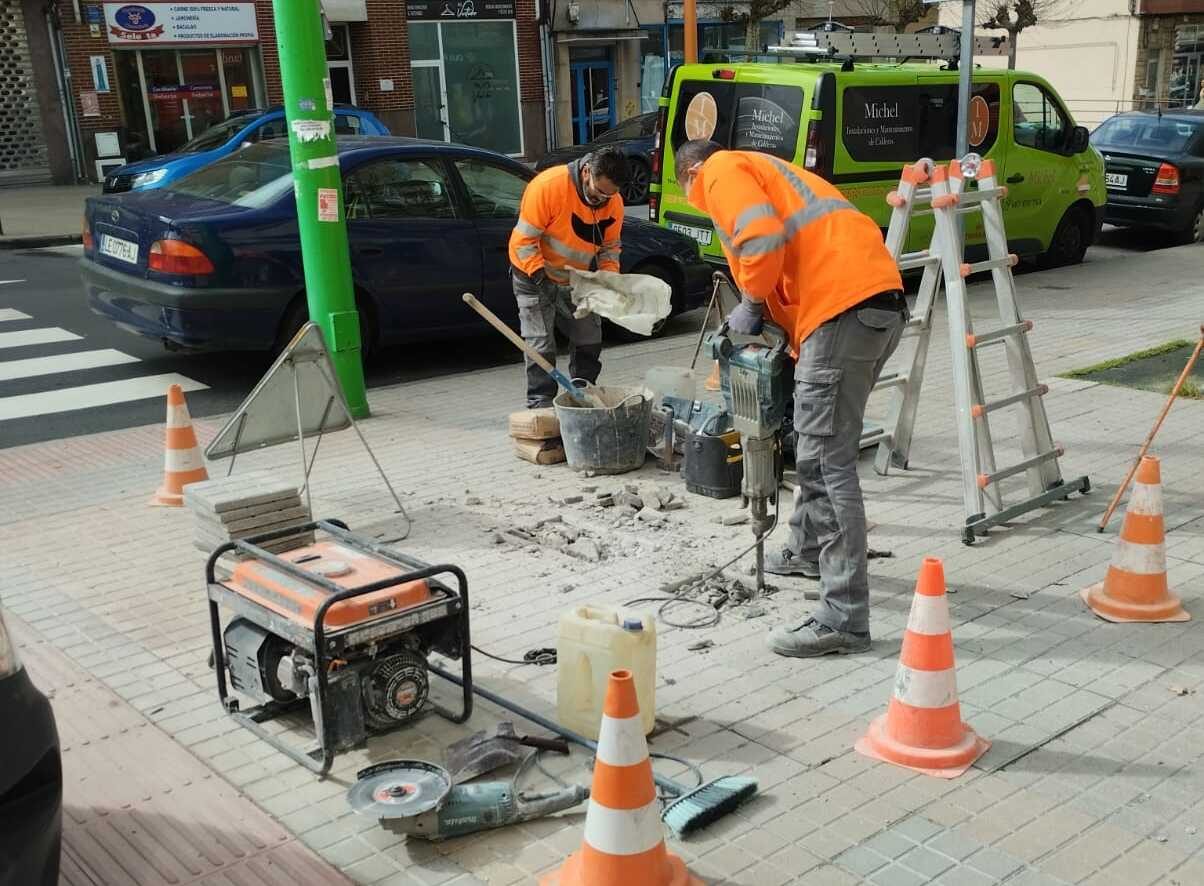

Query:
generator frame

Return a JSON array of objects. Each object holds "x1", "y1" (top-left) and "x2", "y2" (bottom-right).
[{"x1": 206, "y1": 519, "x2": 473, "y2": 776}]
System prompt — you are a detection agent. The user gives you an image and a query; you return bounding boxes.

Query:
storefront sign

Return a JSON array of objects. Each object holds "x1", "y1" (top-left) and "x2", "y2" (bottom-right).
[
  {"x1": 104, "y1": 3, "x2": 258, "y2": 45},
  {"x1": 406, "y1": 0, "x2": 515, "y2": 20}
]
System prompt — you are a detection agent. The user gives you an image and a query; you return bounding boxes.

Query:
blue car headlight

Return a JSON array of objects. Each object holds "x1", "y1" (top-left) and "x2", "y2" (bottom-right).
[{"x1": 130, "y1": 168, "x2": 168, "y2": 189}]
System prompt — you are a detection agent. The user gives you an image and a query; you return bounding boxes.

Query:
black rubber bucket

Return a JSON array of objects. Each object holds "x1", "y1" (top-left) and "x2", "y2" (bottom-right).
[
  {"x1": 554, "y1": 386, "x2": 651, "y2": 475},
  {"x1": 683, "y1": 428, "x2": 743, "y2": 498}
]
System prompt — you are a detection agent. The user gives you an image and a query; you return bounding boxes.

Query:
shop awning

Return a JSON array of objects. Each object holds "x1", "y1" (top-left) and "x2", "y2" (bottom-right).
[
  {"x1": 554, "y1": 30, "x2": 648, "y2": 44},
  {"x1": 322, "y1": 0, "x2": 368, "y2": 22}
]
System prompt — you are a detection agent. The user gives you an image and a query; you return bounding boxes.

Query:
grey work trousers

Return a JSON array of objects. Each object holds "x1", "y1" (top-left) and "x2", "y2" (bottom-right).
[
  {"x1": 787, "y1": 301, "x2": 905, "y2": 635},
  {"x1": 513, "y1": 272, "x2": 602, "y2": 408}
]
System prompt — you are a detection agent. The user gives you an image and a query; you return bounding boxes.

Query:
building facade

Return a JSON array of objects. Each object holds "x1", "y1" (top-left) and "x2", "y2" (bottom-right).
[
  {"x1": 939, "y1": 0, "x2": 1204, "y2": 129},
  {"x1": 10, "y1": 0, "x2": 549, "y2": 184}
]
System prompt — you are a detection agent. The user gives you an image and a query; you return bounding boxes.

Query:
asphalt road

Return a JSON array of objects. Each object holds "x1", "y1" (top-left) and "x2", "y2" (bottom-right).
[{"x1": 0, "y1": 227, "x2": 1191, "y2": 449}]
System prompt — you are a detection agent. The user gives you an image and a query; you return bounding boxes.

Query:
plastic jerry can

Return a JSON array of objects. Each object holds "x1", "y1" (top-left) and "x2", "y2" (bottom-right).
[{"x1": 557, "y1": 605, "x2": 657, "y2": 739}]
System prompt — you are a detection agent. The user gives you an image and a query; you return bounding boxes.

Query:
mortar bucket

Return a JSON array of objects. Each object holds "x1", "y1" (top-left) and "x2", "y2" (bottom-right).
[{"x1": 554, "y1": 386, "x2": 651, "y2": 475}]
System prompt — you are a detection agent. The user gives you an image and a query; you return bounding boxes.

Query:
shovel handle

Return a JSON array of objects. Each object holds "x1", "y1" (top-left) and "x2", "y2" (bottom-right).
[{"x1": 520, "y1": 735, "x2": 571, "y2": 754}]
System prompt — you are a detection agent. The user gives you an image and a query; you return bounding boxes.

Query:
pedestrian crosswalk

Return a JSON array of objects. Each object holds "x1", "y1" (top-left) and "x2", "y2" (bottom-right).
[{"x1": 0, "y1": 296, "x2": 207, "y2": 428}]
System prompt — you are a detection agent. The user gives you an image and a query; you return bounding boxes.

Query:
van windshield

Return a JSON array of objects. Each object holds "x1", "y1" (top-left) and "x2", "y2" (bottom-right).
[{"x1": 670, "y1": 81, "x2": 805, "y2": 162}]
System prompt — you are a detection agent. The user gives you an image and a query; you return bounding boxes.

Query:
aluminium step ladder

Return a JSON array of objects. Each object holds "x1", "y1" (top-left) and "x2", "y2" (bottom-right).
[{"x1": 867, "y1": 156, "x2": 1089, "y2": 544}]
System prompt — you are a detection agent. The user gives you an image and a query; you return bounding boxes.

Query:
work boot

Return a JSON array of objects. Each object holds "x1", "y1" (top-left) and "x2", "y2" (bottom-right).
[
  {"x1": 767, "y1": 618, "x2": 871, "y2": 658},
  {"x1": 764, "y1": 547, "x2": 820, "y2": 579}
]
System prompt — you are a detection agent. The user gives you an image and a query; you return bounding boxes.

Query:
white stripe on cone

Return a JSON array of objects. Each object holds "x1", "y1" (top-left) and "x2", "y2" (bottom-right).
[
  {"x1": 906, "y1": 593, "x2": 951, "y2": 636},
  {"x1": 165, "y1": 448, "x2": 204, "y2": 473},
  {"x1": 582, "y1": 798, "x2": 664, "y2": 856},
  {"x1": 1127, "y1": 481, "x2": 1163, "y2": 517},
  {"x1": 1111, "y1": 538, "x2": 1167, "y2": 576},
  {"x1": 596, "y1": 714, "x2": 649, "y2": 768},
  {"x1": 893, "y1": 664, "x2": 958, "y2": 709},
  {"x1": 166, "y1": 404, "x2": 193, "y2": 428}
]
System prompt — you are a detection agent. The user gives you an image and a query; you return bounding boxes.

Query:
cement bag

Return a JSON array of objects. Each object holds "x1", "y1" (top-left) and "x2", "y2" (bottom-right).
[{"x1": 568, "y1": 268, "x2": 672, "y2": 337}]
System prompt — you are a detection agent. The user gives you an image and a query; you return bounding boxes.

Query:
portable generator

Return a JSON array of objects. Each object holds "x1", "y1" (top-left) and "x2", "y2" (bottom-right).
[{"x1": 206, "y1": 519, "x2": 472, "y2": 776}]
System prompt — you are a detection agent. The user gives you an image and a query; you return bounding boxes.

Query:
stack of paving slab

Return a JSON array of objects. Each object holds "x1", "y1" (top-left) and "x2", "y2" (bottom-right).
[{"x1": 184, "y1": 471, "x2": 313, "y2": 557}]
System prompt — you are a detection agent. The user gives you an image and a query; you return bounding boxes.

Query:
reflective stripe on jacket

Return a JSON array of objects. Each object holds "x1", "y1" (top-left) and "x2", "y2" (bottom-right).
[
  {"x1": 689, "y1": 151, "x2": 902, "y2": 348},
  {"x1": 509, "y1": 160, "x2": 624, "y2": 285}
]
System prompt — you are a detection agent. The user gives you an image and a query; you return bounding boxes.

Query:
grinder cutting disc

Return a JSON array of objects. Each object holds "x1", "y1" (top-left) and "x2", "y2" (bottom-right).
[{"x1": 347, "y1": 760, "x2": 451, "y2": 819}]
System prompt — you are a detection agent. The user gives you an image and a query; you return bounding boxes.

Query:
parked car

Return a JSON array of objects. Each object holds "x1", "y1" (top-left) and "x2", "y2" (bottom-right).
[
  {"x1": 102, "y1": 105, "x2": 390, "y2": 195},
  {"x1": 80, "y1": 138, "x2": 711, "y2": 352},
  {"x1": 652, "y1": 62, "x2": 1105, "y2": 269},
  {"x1": 0, "y1": 600, "x2": 62, "y2": 886},
  {"x1": 1090, "y1": 110, "x2": 1204, "y2": 245},
  {"x1": 535, "y1": 112, "x2": 658, "y2": 205}
]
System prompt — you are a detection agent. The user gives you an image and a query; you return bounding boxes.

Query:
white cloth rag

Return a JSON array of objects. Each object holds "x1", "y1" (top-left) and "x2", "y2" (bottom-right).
[{"x1": 568, "y1": 268, "x2": 673, "y2": 337}]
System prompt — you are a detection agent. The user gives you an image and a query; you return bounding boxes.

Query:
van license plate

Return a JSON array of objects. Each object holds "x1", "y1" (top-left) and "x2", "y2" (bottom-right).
[
  {"x1": 668, "y1": 223, "x2": 713, "y2": 247},
  {"x1": 99, "y1": 234, "x2": 139, "y2": 264},
  {"x1": 1105, "y1": 172, "x2": 1128, "y2": 190}
]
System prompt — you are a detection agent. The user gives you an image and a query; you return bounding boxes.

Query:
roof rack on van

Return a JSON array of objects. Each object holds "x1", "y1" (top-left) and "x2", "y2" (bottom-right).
[{"x1": 767, "y1": 25, "x2": 1007, "y2": 67}]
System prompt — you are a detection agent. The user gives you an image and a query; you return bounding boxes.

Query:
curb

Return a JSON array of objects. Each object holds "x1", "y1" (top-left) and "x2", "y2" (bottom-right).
[{"x1": 0, "y1": 234, "x2": 82, "y2": 250}]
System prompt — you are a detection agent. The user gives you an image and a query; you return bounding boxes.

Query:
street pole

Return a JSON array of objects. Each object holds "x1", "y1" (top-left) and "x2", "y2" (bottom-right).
[
  {"x1": 272, "y1": 0, "x2": 369, "y2": 418},
  {"x1": 955, "y1": 0, "x2": 975, "y2": 158},
  {"x1": 683, "y1": 0, "x2": 698, "y2": 63}
]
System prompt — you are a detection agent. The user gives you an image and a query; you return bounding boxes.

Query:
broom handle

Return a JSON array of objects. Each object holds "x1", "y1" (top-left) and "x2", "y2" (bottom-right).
[{"x1": 1097, "y1": 325, "x2": 1204, "y2": 532}]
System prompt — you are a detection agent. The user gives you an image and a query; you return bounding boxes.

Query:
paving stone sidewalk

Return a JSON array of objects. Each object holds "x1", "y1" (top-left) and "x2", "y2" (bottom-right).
[{"x1": 3, "y1": 244, "x2": 1204, "y2": 885}]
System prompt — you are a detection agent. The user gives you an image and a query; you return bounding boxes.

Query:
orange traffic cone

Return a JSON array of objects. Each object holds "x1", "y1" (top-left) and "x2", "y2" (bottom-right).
[
  {"x1": 856, "y1": 558, "x2": 989, "y2": 778},
  {"x1": 1082, "y1": 456, "x2": 1188, "y2": 623},
  {"x1": 541, "y1": 669, "x2": 701, "y2": 886},
  {"x1": 703, "y1": 360, "x2": 721, "y2": 392},
  {"x1": 151, "y1": 383, "x2": 208, "y2": 507}
]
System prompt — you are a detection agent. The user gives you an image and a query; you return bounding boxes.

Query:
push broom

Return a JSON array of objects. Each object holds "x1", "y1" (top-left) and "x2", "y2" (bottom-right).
[{"x1": 428, "y1": 664, "x2": 757, "y2": 835}]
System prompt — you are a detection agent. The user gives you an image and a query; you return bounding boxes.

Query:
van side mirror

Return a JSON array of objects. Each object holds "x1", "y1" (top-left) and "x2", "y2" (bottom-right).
[{"x1": 1068, "y1": 125, "x2": 1089, "y2": 154}]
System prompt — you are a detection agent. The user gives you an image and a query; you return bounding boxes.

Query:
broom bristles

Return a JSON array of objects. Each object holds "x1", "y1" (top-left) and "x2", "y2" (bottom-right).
[{"x1": 660, "y1": 775, "x2": 758, "y2": 836}]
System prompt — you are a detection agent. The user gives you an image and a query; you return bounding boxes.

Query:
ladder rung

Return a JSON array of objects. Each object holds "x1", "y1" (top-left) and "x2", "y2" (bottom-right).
[
  {"x1": 860, "y1": 427, "x2": 890, "y2": 447},
  {"x1": 977, "y1": 446, "x2": 1064, "y2": 488},
  {"x1": 952, "y1": 187, "x2": 1007, "y2": 206},
  {"x1": 873, "y1": 371, "x2": 908, "y2": 391},
  {"x1": 899, "y1": 253, "x2": 940, "y2": 272},
  {"x1": 966, "y1": 320, "x2": 1033, "y2": 348},
  {"x1": 960, "y1": 254, "x2": 1018, "y2": 277},
  {"x1": 971, "y1": 384, "x2": 1049, "y2": 418},
  {"x1": 904, "y1": 315, "x2": 926, "y2": 329}
]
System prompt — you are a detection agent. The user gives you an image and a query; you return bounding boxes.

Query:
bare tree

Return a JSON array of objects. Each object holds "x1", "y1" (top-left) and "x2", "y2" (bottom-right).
[
  {"x1": 845, "y1": 1, "x2": 930, "y2": 31},
  {"x1": 719, "y1": 1, "x2": 795, "y2": 56},
  {"x1": 979, "y1": 1, "x2": 1077, "y2": 69}
]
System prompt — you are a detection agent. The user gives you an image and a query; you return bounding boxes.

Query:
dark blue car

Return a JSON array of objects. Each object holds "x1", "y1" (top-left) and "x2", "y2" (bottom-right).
[
  {"x1": 535, "y1": 112, "x2": 657, "y2": 205},
  {"x1": 80, "y1": 138, "x2": 710, "y2": 352},
  {"x1": 102, "y1": 105, "x2": 390, "y2": 195}
]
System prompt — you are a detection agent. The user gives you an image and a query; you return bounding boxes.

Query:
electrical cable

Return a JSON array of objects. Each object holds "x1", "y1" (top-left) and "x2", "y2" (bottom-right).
[{"x1": 470, "y1": 645, "x2": 557, "y2": 666}]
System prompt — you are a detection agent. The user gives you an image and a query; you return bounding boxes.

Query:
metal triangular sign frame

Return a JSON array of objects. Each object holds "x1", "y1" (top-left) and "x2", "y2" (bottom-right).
[{"x1": 204, "y1": 322, "x2": 409, "y2": 534}]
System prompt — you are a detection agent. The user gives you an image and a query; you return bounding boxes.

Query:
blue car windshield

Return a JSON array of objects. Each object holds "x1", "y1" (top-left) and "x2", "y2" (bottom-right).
[
  {"x1": 166, "y1": 143, "x2": 295, "y2": 207},
  {"x1": 1091, "y1": 116, "x2": 1201, "y2": 153},
  {"x1": 178, "y1": 116, "x2": 252, "y2": 154}
]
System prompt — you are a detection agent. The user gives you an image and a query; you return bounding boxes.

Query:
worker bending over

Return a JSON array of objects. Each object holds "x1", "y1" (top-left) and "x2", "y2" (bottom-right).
[
  {"x1": 508, "y1": 148, "x2": 629, "y2": 408},
  {"x1": 676, "y1": 139, "x2": 906, "y2": 658}
]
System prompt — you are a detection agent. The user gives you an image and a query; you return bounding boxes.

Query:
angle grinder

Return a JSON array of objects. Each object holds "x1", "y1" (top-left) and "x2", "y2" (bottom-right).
[
  {"x1": 707, "y1": 320, "x2": 791, "y2": 592},
  {"x1": 348, "y1": 759, "x2": 588, "y2": 841}
]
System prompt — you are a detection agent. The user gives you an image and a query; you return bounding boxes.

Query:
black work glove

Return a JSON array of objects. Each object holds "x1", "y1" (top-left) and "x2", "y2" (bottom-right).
[
  {"x1": 532, "y1": 269, "x2": 564, "y2": 302},
  {"x1": 726, "y1": 296, "x2": 765, "y2": 335}
]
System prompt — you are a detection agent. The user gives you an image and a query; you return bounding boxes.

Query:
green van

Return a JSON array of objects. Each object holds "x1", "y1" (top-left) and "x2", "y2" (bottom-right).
[{"x1": 650, "y1": 61, "x2": 1105, "y2": 269}]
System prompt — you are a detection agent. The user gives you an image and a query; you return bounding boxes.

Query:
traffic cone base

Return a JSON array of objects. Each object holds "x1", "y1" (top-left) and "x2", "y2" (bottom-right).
[
  {"x1": 152, "y1": 384, "x2": 208, "y2": 507},
  {"x1": 856, "y1": 713, "x2": 988, "y2": 779},
  {"x1": 1082, "y1": 456, "x2": 1189, "y2": 623},
  {"x1": 541, "y1": 669, "x2": 702, "y2": 886},
  {"x1": 855, "y1": 557, "x2": 989, "y2": 779},
  {"x1": 541, "y1": 846, "x2": 702, "y2": 886}
]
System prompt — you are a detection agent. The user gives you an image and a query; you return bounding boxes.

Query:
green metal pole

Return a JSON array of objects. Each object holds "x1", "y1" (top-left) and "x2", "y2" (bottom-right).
[{"x1": 272, "y1": 0, "x2": 368, "y2": 417}]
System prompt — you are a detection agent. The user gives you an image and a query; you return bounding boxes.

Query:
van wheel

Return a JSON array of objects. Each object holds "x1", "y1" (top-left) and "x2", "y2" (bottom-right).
[{"x1": 1038, "y1": 207, "x2": 1090, "y2": 269}]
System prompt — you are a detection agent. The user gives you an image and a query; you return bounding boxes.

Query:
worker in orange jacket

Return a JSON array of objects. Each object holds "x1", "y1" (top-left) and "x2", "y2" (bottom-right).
[
  {"x1": 508, "y1": 149, "x2": 629, "y2": 408},
  {"x1": 676, "y1": 139, "x2": 906, "y2": 659}
]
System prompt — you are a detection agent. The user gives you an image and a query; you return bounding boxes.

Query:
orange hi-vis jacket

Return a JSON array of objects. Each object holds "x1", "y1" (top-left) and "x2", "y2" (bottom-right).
[
  {"x1": 688, "y1": 151, "x2": 903, "y2": 349},
  {"x1": 509, "y1": 159, "x2": 624, "y2": 286}
]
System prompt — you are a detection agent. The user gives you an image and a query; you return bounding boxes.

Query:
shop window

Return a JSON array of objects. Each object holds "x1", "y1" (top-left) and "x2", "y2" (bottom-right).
[
  {"x1": 1170, "y1": 24, "x2": 1203, "y2": 108},
  {"x1": 408, "y1": 21, "x2": 523, "y2": 155},
  {"x1": 1012, "y1": 82, "x2": 1068, "y2": 153},
  {"x1": 640, "y1": 25, "x2": 666, "y2": 113},
  {"x1": 344, "y1": 158, "x2": 456, "y2": 220},
  {"x1": 454, "y1": 158, "x2": 526, "y2": 219}
]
